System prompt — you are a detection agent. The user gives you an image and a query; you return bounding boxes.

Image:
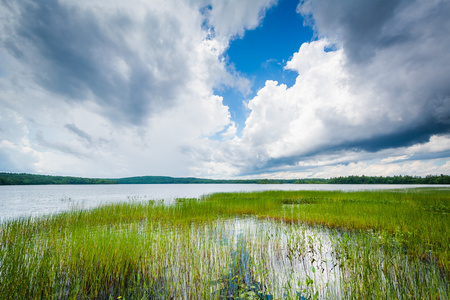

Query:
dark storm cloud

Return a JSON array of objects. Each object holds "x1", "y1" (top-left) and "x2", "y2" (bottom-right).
[
  {"x1": 409, "y1": 150, "x2": 450, "y2": 161},
  {"x1": 346, "y1": 122, "x2": 449, "y2": 153},
  {"x1": 301, "y1": 0, "x2": 405, "y2": 63},
  {"x1": 251, "y1": 120, "x2": 450, "y2": 174},
  {"x1": 291, "y1": 0, "x2": 450, "y2": 158},
  {"x1": 228, "y1": 1, "x2": 450, "y2": 178},
  {"x1": 64, "y1": 124, "x2": 93, "y2": 145},
  {"x1": 2, "y1": 0, "x2": 190, "y2": 125}
]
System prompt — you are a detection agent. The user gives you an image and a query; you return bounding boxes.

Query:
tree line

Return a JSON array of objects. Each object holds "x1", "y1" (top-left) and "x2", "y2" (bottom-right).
[
  {"x1": 327, "y1": 174, "x2": 450, "y2": 184},
  {"x1": 0, "y1": 172, "x2": 448, "y2": 185},
  {"x1": 0, "y1": 173, "x2": 118, "y2": 185}
]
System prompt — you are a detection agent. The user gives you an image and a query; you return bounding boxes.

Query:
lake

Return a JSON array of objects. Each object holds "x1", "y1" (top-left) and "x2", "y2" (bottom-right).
[{"x1": 0, "y1": 183, "x2": 447, "y2": 222}]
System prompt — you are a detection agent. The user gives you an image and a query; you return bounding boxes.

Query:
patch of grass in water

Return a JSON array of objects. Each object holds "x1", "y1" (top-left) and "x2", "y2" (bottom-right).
[{"x1": 1, "y1": 188, "x2": 449, "y2": 299}]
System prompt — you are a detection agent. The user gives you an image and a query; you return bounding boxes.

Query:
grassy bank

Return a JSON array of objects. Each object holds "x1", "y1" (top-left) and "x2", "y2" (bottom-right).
[{"x1": 1, "y1": 188, "x2": 449, "y2": 299}]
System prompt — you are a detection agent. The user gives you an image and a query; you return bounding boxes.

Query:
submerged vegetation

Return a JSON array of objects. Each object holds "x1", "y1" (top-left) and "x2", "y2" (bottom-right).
[{"x1": 1, "y1": 189, "x2": 449, "y2": 299}]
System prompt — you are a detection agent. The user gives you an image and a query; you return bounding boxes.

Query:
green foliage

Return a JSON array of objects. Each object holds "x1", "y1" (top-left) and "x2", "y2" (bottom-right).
[
  {"x1": 1, "y1": 172, "x2": 449, "y2": 185},
  {"x1": 1, "y1": 189, "x2": 449, "y2": 299},
  {"x1": 113, "y1": 174, "x2": 450, "y2": 184},
  {"x1": 328, "y1": 174, "x2": 450, "y2": 184},
  {"x1": 116, "y1": 176, "x2": 299, "y2": 184},
  {"x1": 0, "y1": 172, "x2": 118, "y2": 185},
  {"x1": 116, "y1": 174, "x2": 450, "y2": 184}
]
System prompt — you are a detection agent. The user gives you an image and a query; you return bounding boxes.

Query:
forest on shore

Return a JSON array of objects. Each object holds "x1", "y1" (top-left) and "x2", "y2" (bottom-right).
[
  {"x1": 0, "y1": 173, "x2": 118, "y2": 185},
  {"x1": 0, "y1": 172, "x2": 449, "y2": 185}
]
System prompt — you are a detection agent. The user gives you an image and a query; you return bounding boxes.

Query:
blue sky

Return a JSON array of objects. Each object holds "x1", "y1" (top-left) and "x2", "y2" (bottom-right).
[
  {"x1": 218, "y1": 0, "x2": 312, "y2": 130},
  {"x1": 0, "y1": 0, "x2": 449, "y2": 178}
]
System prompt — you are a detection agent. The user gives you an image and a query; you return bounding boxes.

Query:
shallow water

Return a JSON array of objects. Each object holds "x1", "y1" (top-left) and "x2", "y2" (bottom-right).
[
  {"x1": 215, "y1": 218, "x2": 341, "y2": 298},
  {"x1": 1, "y1": 205, "x2": 446, "y2": 299},
  {"x1": 1, "y1": 183, "x2": 447, "y2": 222},
  {"x1": 211, "y1": 217, "x2": 448, "y2": 299}
]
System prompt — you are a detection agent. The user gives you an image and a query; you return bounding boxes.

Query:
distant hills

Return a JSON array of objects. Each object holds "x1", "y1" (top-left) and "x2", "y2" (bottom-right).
[
  {"x1": 116, "y1": 176, "x2": 300, "y2": 184},
  {"x1": 0, "y1": 172, "x2": 449, "y2": 185},
  {"x1": 0, "y1": 173, "x2": 118, "y2": 185}
]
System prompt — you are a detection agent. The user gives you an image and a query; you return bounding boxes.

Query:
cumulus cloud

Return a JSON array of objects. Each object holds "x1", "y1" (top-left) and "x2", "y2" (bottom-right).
[
  {"x1": 2, "y1": 0, "x2": 205, "y2": 125},
  {"x1": 206, "y1": 0, "x2": 277, "y2": 39},
  {"x1": 1, "y1": 0, "x2": 449, "y2": 178},
  {"x1": 190, "y1": 0, "x2": 450, "y2": 177},
  {"x1": 0, "y1": 0, "x2": 275, "y2": 177}
]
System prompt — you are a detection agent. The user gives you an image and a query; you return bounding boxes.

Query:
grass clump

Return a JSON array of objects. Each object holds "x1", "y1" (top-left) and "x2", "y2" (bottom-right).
[{"x1": 0, "y1": 188, "x2": 449, "y2": 299}]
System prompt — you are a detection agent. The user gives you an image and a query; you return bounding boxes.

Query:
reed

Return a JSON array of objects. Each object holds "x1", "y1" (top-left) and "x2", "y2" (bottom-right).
[{"x1": 0, "y1": 188, "x2": 448, "y2": 299}]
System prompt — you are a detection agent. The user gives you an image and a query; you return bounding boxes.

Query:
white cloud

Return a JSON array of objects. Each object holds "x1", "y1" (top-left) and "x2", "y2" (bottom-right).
[
  {"x1": 381, "y1": 155, "x2": 411, "y2": 164},
  {"x1": 188, "y1": 0, "x2": 450, "y2": 178},
  {"x1": 0, "y1": 108, "x2": 39, "y2": 172},
  {"x1": 1, "y1": 0, "x2": 449, "y2": 179},
  {"x1": 0, "y1": 0, "x2": 277, "y2": 177},
  {"x1": 238, "y1": 39, "x2": 377, "y2": 162},
  {"x1": 207, "y1": 0, "x2": 277, "y2": 39}
]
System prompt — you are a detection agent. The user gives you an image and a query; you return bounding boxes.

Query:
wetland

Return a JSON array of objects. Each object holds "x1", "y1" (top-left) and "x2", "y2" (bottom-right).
[{"x1": 1, "y1": 188, "x2": 449, "y2": 299}]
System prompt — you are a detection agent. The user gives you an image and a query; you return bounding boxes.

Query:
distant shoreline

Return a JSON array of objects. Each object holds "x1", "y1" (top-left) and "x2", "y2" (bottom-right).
[{"x1": 0, "y1": 172, "x2": 449, "y2": 185}]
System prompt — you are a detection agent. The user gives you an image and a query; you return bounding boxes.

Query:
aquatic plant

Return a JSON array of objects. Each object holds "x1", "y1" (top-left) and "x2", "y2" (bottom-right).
[{"x1": 0, "y1": 188, "x2": 448, "y2": 299}]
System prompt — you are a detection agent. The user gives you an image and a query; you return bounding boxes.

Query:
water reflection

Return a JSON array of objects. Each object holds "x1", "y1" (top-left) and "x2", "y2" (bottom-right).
[
  {"x1": 209, "y1": 217, "x2": 447, "y2": 299},
  {"x1": 212, "y1": 218, "x2": 341, "y2": 299},
  {"x1": 1, "y1": 183, "x2": 447, "y2": 222}
]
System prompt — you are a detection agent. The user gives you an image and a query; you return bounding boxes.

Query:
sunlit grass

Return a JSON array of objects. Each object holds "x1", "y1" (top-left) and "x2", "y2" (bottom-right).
[{"x1": 1, "y1": 188, "x2": 448, "y2": 299}]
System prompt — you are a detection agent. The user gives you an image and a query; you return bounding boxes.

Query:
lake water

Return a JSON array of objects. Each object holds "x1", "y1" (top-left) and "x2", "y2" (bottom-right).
[{"x1": 0, "y1": 183, "x2": 447, "y2": 222}]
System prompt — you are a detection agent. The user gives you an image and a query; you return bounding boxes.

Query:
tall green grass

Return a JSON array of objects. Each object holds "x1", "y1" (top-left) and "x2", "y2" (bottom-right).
[
  {"x1": 208, "y1": 189, "x2": 450, "y2": 269},
  {"x1": 1, "y1": 188, "x2": 448, "y2": 299}
]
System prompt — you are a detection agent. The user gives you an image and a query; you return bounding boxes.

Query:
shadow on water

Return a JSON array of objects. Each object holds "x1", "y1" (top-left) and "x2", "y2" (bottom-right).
[{"x1": 218, "y1": 237, "x2": 274, "y2": 300}]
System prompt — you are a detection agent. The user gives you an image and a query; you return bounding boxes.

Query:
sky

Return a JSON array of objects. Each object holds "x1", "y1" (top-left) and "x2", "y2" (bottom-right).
[{"x1": 0, "y1": 0, "x2": 449, "y2": 179}]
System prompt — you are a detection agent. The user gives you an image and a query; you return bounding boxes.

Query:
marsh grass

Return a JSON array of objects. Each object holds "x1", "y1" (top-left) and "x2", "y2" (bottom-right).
[{"x1": 0, "y1": 188, "x2": 448, "y2": 299}]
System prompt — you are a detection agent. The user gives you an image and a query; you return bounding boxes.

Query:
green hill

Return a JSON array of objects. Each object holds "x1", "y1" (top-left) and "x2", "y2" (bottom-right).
[
  {"x1": 0, "y1": 173, "x2": 118, "y2": 185},
  {"x1": 1, "y1": 173, "x2": 448, "y2": 185}
]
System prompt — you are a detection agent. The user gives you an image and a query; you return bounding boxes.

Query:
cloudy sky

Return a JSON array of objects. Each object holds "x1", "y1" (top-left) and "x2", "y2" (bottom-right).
[{"x1": 1, "y1": 0, "x2": 449, "y2": 179}]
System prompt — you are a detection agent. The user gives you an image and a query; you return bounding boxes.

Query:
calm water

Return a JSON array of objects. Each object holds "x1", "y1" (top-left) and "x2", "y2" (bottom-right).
[{"x1": 0, "y1": 184, "x2": 447, "y2": 222}]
